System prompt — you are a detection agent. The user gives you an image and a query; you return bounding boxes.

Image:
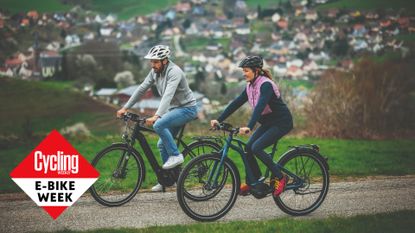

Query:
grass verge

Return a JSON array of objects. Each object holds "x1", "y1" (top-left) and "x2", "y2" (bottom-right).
[
  {"x1": 2, "y1": 134, "x2": 414, "y2": 193},
  {"x1": 36, "y1": 210, "x2": 415, "y2": 233},
  {"x1": 317, "y1": 0, "x2": 415, "y2": 11}
]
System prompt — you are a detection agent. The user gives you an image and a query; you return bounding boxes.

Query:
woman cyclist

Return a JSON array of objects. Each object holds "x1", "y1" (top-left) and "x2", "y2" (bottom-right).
[{"x1": 211, "y1": 55, "x2": 293, "y2": 197}]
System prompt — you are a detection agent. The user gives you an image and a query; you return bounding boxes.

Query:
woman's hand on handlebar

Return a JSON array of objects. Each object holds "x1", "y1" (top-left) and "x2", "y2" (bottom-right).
[
  {"x1": 117, "y1": 108, "x2": 128, "y2": 118},
  {"x1": 210, "y1": 120, "x2": 219, "y2": 129},
  {"x1": 239, "y1": 127, "x2": 251, "y2": 135}
]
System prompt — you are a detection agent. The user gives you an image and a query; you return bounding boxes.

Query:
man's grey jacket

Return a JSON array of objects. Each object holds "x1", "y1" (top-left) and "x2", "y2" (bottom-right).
[{"x1": 124, "y1": 61, "x2": 196, "y2": 116}]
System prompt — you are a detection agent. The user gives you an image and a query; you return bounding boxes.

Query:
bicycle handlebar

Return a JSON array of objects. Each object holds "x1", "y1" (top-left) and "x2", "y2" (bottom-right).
[
  {"x1": 211, "y1": 122, "x2": 241, "y2": 135},
  {"x1": 122, "y1": 112, "x2": 146, "y2": 124}
]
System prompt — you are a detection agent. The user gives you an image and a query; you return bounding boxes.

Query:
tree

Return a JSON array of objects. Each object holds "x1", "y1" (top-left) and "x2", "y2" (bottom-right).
[
  {"x1": 223, "y1": 0, "x2": 236, "y2": 18},
  {"x1": 304, "y1": 58, "x2": 415, "y2": 139},
  {"x1": 257, "y1": 4, "x2": 262, "y2": 18},
  {"x1": 114, "y1": 71, "x2": 135, "y2": 89},
  {"x1": 182, "y1": 18, "x2": 191, "y2": 29},
  {"x1": 331, "y1": 37, "x2": 349, "y2": 57},
  {"x1": 194, "y1": 68, "x2": 206, "y2": 90},
  {"x1": 60, "y1": 29, "x2": 67, "y2": 39},
  {"x1": 64, "y1": 41, "x2": 122, "y2": 88},
  {"x1": 220, "y1": 82, "x2": 227, "y2": 95}
]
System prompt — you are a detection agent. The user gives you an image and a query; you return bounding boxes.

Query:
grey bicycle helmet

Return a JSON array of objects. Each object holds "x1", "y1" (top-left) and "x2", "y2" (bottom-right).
[
  {"x1": 144, "y1": 45, "x2": 171, "y2": 60},
  {"x1": 238, "y1": 56, "x2": 263, "y2": 69}
]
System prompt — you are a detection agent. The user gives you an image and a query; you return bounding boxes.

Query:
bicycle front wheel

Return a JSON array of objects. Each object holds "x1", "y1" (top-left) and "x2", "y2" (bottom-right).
[
  {"x1": 182, "y1": 140, "x2": 224, "y2": 201},
  {"x1": 177, "y1": 153, "x2": 240, "y2": 221},
  {"x1": 273, "y1": 148, "x2": 329, "y2": 216},
  {"x1": 89, "y1": 143, "x2": 145, "y2": 207}
]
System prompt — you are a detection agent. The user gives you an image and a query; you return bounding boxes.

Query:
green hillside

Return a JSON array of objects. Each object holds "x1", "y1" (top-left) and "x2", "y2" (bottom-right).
[
  {"x1": 245, "y1": 0, "x2": 288, "y2": 8},
  {"x1": 0, "y1": 78, "x2": 119, "y2": 138},
  {"x1": 89, "y1": 0, "x2": 180, "y2": 20},
  {"x1": 0, "y1": 0, "x2": 180, "y2": 19},
  {"x1": 0, "y1": 0, "x2": 71, "y2": 13},
  {"x1": 317, "y1": 0, "x2": 415, "y2": 11}
]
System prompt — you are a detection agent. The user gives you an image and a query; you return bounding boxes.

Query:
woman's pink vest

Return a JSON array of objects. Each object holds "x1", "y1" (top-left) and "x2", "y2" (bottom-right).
[{"x1": 246, "y1": 76, "x2": 281, "y2": 115}]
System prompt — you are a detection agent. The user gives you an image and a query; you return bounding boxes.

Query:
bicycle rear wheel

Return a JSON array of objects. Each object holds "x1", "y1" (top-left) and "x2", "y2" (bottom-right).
[
  {"x1": 182, "y1": 140, "x2": 221, "y2": 160},
  {"x1": 89, "y1": 143, "x2": 145, "y2": 207},
  {"x1": 177, "y1": 153, "x2": 240, "y2": 221},
  {"x1": 273, "y1": 148, "x2": 329, "y2": 216}
]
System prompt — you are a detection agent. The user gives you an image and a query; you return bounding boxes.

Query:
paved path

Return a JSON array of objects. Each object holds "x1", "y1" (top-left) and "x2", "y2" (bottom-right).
[{"x1": 1, "y1": 176, "x2": 414, "y2": 232}]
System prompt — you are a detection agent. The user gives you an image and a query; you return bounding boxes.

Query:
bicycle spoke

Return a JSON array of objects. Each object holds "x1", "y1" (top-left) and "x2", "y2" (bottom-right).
[
  {"x1": 298, "y1": 156, "x2": 310, "y2": 177},
  {"x1": 274, "y1": 151, "x2": 329, "y2": 216},
  {"x1": 178, "y1": 154, "x2": 238, "y2": 221},
  {"x1": 90, "y1": 145, "x2": 143, "y2": 206}
]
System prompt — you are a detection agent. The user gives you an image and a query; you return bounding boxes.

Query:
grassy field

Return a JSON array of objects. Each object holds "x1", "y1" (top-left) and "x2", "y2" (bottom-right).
[
  {"x1": 0, "y1": 78, "x2": 119, "y2": 192},
  {"x1": 1, "y1": 78, "x2": 414, "y2": 193},
  {"x1": 280, "y1": 79, "x2": 314, "y2": 89},
  {"x1": 395, "y1": 34, "x2": 415, "y2": 42},
  {"x1": 0, "y1": 78, "x2": 119, "y2": 137},
  {"x1": 35, "y1": 210, "x2": 415, "y2": 233},
  {"x1": 0, "y1": 0, "x2": 180, "y2": 19},
  {"x1": 2, "y1": 133, "x2": 414, "y2": 193},
  {"x1": 251, "y1": 20, "x2": 275, "y2": 34},
  {"x1": 317, "y1": 0, "x2": 415, "y2": 11},
  {"x1": 0, "y1": 0, "x2": 71, "y2": 13},
  {"x1": 89, "y1": 0, "x2": 180, "y2": 20},
  {"x1": 245, "y1": 0, "x2": 288, "y2": 9},
  {"x1": 182, "y1": 37, "x2": 231, "y2": 53}
]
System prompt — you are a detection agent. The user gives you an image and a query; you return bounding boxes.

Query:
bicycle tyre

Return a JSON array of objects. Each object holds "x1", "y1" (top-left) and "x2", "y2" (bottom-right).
[
  {"x1": 182, "y1": 140, "x2": 221, "y2": 159},
  {"x1": 177, "y1": 153, "x2": 240, "y2": 221},
  {"x1": 273, "y1": 148, "x2": 329, "y2": 216},
  {"x1": 89, "y1": 143, "x2": 145, "y2": 207}
]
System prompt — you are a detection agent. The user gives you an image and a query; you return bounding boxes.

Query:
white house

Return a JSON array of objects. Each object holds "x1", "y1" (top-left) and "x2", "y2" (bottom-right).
[
  {"x1": 100, "y1": 27, "x2": 113, "y2": 37},
  {"x1": 235, "y1": 25, "x2": 250, "y2": 35},
  {"x1": 95, "y1": 88, "x2": 118, "y2": 104},
  {"x1": 65, "y1": 34, "x2": 81, "y2": 47},
  {"x1": 0, "y1": 67, "x2": 13, "y2": 77}
]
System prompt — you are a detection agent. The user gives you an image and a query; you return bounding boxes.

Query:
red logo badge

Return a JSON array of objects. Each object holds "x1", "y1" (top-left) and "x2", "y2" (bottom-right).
[{"x1": 10, "y1": 130, "x2": 99, "y2": 219}]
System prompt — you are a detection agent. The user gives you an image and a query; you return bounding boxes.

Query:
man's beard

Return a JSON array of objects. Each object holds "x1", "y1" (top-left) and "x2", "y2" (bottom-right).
[{"x1": 153, "y1": 65, "x2": 164, "y2": 74}]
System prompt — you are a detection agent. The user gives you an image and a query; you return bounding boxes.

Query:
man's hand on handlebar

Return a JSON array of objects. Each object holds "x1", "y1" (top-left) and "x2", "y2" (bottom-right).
[
  {"x1": 145, "y1": 115, "x2": 160, "y2": 127},
  {"x1": 117, "y1": 108, "x2": 128, "y2": 118}
]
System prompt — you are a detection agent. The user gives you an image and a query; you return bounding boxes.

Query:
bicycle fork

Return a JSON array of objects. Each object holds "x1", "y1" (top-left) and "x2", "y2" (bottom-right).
[
  {"x1": 113, "y1": 148, "x2": 131, "y2": 179},
  {"x1": 205, "y1": 137, "x2": 232, "y2": 189}
]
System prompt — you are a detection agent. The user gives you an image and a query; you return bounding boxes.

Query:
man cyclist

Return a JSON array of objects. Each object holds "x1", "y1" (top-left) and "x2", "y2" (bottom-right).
[{"x1": 117, "y1": 45, "x2": 197, "y2": 192}]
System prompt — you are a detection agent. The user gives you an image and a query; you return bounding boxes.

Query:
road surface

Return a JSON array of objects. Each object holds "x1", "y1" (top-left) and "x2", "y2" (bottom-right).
[{"x1": 1, "y1": 176, "x2": 414, "y2": 232}]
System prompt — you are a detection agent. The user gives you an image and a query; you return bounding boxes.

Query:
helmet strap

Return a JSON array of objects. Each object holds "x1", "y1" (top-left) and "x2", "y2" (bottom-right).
[
  {"x1": 160, "y1": 59, "x2": 169, "y2": 72},
  {"x1": 254, "y1": 68, "x2": 261, "y2": 78}
]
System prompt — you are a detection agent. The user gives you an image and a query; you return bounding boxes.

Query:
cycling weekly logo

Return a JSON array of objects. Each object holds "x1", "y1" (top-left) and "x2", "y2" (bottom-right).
[{"x1": 10, "y1": 130, "x2": 99, "y2": 219}]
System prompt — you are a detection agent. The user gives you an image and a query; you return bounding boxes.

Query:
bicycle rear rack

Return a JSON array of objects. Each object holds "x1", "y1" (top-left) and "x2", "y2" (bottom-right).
[{"x1": 289, "y1": 144, "x2": 320, "y2": 152}]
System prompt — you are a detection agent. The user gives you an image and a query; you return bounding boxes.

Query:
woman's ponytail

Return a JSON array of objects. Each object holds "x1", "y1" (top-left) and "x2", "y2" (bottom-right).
[{"x1": 261, "y1": 68, "x2": 273, "y2": 80}]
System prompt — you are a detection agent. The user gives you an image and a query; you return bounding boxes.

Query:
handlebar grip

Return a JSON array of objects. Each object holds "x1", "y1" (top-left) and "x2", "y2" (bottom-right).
[
  {"x1": 122, "y1": 113, "x2": 129, "y2": 121},
  {"x1": 121, "y1": 112, "x2": 142, "y2": 123}
]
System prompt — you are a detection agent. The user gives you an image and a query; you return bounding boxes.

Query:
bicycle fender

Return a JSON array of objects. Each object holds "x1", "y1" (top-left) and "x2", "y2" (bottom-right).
[{"x1": 277, "y1": 147, "x2": 329, "y2": 170}]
